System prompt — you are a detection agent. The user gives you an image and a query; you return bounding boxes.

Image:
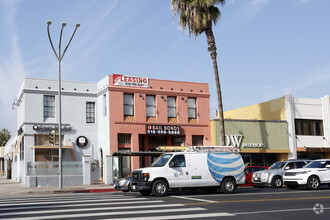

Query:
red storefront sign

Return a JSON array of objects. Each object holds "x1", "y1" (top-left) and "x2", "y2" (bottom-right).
[{"x1": 113, "y1": 74, "x2": 149, "y2": 88}]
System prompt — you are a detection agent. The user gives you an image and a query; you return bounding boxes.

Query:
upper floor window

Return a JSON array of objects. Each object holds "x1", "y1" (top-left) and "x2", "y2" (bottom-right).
[
  {"x1": 146, "y1": 95, "x2": 156, "y2": 117},
  {"x1": 295, "y1": 119, "x2": 324, "y2": 136},
  {"x1": 103, "y1": 94, "x2": 107, "y2": 117},
  {"x1": 86, "y1": 102, "x2": 95, "y2": 123},
  {"x1": 167, "y1": 97, "x2": 177, "y2": 118},
  {"x1": 188, "y1": 98, "x2": 197, "y2": 119},
  {"x1": 43, "y1": 95, "x2": 55, "y2": 120},
  {"x1": 124, "y1": 94, "x2": 134, "y2": 116}
]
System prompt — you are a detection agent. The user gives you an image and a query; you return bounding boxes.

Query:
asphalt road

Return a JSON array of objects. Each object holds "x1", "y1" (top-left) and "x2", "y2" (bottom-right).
[{"x1": 0, "y1": 186, "x2": 329, "y2": 219}]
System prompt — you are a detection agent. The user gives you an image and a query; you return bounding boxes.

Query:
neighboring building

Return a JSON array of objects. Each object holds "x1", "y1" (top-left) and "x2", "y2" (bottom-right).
[
  {"x1": 210, "y1": 119, "x2": 289, "y2": 167},
  {"x1": 0, "y1": 146, "x2": 4, "y2": 174},
  {"x1": 222, "y1": 94, "x2": 330, "y2": 160},
  {"x1": 6, "y1": 74, "x2": 211, "y2": 185},
  {"x1": 8, "y1": 78, "x2": 99, "y2": 185}
]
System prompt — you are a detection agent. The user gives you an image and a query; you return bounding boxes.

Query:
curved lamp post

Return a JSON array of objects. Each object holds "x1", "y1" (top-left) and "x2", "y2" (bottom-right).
[{"x1": 47, "y1": 21, "x2": 80, "y2": 190}]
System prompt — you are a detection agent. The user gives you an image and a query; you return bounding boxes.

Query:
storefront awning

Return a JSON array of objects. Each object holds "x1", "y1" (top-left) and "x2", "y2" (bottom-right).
[
  {"x1": 241, "y1": 149, "x2": 290, "y2": 153},
  {"x1": 30, "y1": 145, "x2": 74, "y2": 149},
  {"x1": 112, "y1": 151, "x2": 163, "y2": 157},
  {"x1": 297, "y1": 147, "x2": 330, "y2": 152}
]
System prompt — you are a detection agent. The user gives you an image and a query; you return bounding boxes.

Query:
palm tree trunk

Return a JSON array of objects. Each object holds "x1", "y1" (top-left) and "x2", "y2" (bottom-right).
[{"x1": 205, "y1": 28, "x2": 226, "y2": 146}]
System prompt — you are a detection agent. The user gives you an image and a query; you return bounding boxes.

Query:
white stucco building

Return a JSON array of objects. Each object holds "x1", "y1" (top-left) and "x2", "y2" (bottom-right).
[{"x1": 7, "y1": 78, "x2": 111, "y2": 186}]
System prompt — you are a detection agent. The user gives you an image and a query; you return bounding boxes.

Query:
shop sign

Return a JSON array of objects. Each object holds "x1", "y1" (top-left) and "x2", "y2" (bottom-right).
[
  {"x1": 33, "y1": 124, "x2": 72, "y2": 131},
  {"x1": 305, "y1": 147, "x2": 330, "y2": 152},
  {"x1": 113, "y1": 74, "x2": 149, "y2": 88},
  {"x1": 76, "y1": 136, "x2": 88, "y2": 148},
  {"x1": 146, "y1": 125, "x2": 181, "y2": 135},
  {"x1": 224, "y1": 134, "x2": 265, "y2": 148}
]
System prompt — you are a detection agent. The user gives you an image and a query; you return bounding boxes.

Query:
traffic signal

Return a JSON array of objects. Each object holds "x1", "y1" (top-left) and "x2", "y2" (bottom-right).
[{"x1": 49, "y1": 130, "x2": 55, "y2": 145}]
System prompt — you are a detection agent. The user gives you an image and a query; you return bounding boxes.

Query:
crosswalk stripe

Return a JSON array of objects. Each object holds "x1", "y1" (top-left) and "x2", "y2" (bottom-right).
[
  {"x1": 0, "y1": 194, "x2": 127, "y2": 204},
  {"x1": 0, "y1": 200, "x2": 164, "y2": 211},
  {"x1": 170, "y1": 195, "x2": 217, "y2": 203},
  {"x1": 0, "y1": 197, "x2": 147, "y2": 207},
  {"x1": 108, "y1": 212, "x2": 235, "y2": 219},
  {"x1": 10, "y1": 207, "x2": 206, "y2": 220},
  {"x1": 0, "y1": 204, "x2": 184, "y2": 217}
]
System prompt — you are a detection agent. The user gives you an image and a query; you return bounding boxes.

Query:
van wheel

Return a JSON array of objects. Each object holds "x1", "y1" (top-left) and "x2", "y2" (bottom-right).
[
  {"x1": 221, "y1": 178, "x2": 236, "y2": 194},
  {"x1": 271, "y1": 176, "x2": 283, "y2": 188},
  {"x1": 152, "y1": 180, "x2": 168, "y2": 196},
  {"x1": 139, "y1": 190, "x2": 151, "y2": 196}
]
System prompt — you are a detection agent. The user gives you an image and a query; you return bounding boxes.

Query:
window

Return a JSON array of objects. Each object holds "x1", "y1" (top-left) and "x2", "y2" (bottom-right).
[
  {"x1": 188, "y1": 98, "x2": 196, "y2": 119},
  {"x1": 192, "y1": 135, "x2": 203, "y2": 146},
  {"x1": 172, "y1": 137, "x2": 184, "y2": 146},
  {"x1": 44, "y1": 95, "x2": 55, "y2": 120},
  {"x1": 118, "y1": 134, "x2": 131, "y2": 145},
  {"x1": 86, "y1": 102, "x2": 95, "y2": 123},
  {"x1": 167, "y1": 97, "x2": 177, "y2": 118},
  {"x1": 146, "y1": 95, "x2": 156, "y2": 117},
  {"x1": 103, "y1": 94, "x2": 107, "y2": 117},
  {"x1": 149, "y1": 136, "x2": 167, "y2": 148},
  {"x1": 124, "y1": 94, "x2": 134, "y2": 116},
  {"x1": 295, "y1": 119, "x2": 324, "y2": 136},
  {"x1": 170, "y1": 155, "x2": 186, "y2": 167}
]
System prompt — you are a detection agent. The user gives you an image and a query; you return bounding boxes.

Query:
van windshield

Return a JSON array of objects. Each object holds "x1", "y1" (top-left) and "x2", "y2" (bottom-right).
[{"x1": 151, "y1": 154, "x2": 173, "y2": 167}]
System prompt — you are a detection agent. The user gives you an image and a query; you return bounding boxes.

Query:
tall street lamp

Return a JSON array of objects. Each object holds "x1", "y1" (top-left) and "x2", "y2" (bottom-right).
[{"x1": 47, "y1": 21, "x2": 80, "y2": 190}]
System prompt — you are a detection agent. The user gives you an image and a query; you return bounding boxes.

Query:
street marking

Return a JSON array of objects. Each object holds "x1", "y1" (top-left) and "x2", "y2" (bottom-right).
[
  {"x1": 109, "y1": 212, "x2": 235, "y2": 219},
  {"x1": 183, "y1": 196, "x2": 330, "y2": 205},
  {"x1": 10, "y1": 208, "x2": 206, "y2": 220},
  {"x1": 0, "y1": 197, "x2": 147, "y2": 207},
  {"x1": 233, "y1": 207, "x2": 330, "y2": 215},
  {"x1": 0, "y1": 204, "x2": 185, "y2": 216},
  {"x1": 171, "y1": 195, "x2": 217, "y2": 203},
  {"x1": 0, "y1": 200, "x2": 165, "y2": 211}
]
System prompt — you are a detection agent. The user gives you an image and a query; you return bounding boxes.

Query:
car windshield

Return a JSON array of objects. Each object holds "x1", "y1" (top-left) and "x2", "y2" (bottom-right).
[
  {"x1": 269, "y1": 161, "x2": 286, "y2": 170},
  {"x1": 305, "y1": 161, "x2": 329, "y2": 168},
  {"x1": 151, "y1": 154, "x2": 173, "y2": 167}
]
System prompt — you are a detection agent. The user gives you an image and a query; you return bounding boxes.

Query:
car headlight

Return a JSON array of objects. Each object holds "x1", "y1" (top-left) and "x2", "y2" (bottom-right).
[
  {"x1": 142, "y1": 173, "x2": 150, "y2": 181},
  {"x1": 261, "y1": 172, "x2": 270, "y2": 178}
]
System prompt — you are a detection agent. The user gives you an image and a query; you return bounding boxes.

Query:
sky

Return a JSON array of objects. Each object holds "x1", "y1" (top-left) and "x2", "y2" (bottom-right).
[{"x1": 1, "y1": 0, "x2": 330, "y2": 138}]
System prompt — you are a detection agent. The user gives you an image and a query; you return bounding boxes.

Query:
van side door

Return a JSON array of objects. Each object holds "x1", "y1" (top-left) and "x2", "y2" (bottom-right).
[{"x1": 167, "y1": 155, "x2": 189, "y2": 188}]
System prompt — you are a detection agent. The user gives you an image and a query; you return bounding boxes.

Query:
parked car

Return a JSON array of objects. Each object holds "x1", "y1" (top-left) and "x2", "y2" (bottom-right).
[
  {"x1": 114, "y1": 176, "x2": 132, "y2": 192},
  {"x1": 252, "y1": 159, "x2": 311, "y2": 188},
  {"x1": 283, "y1": 159, "x2": 330, "y2": 190},
  {"x1": 243, "y1": 166, "x2": 268, "y2": 186}
]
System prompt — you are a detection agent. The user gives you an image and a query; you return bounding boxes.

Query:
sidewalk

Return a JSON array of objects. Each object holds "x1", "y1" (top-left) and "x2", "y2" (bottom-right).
[{"x1": 0, "y1": 175, "x2": 118, "y2": 195}]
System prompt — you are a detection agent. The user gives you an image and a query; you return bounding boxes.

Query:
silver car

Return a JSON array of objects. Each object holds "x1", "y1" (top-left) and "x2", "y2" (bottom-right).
[{"x1": 252, "y1": 159, "x2": 311, "y2": 188}]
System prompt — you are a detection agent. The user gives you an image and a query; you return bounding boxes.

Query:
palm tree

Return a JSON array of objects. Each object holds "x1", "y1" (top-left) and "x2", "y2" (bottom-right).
[
  {"x1": 0, "y1": 128, "x2": 11, "y2": 146},
  {"x1": 171, "y1": 0, "x2": 226, "y2": 145}
]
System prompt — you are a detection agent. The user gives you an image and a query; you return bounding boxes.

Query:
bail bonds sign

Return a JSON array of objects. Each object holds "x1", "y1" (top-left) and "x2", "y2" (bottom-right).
[
  {"x1": 113, "y1": 74, "x2": 149, "y2": 88},
  {"x1": 146, "y1": 125, "x2": 181, "y2": 135}
]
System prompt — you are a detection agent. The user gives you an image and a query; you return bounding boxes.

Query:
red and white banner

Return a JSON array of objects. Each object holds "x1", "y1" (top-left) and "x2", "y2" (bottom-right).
[{"x1": 113, "y1": 74, "x2": 149, "y2": 88}]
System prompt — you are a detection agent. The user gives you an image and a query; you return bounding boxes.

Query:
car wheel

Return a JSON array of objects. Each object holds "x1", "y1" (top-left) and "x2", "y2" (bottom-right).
[
  {"x1": 121, "y1": 184, "x2": 130, "y2": 192},
  {"x1": 307, "y1": 176, "x2": 320, "y2": 190},
  {"x1": 152, "y1": 180, "x2": 168, "y2": 196},
  {"x1": 139, "y1": 190, "x2": 151, "y2": 196},
  {"x1": 221, "y1": 178, "x2": 236, "y2": 194},
  {"x1": 271, "y1": 176, "x2": 283, "y2": 188}
]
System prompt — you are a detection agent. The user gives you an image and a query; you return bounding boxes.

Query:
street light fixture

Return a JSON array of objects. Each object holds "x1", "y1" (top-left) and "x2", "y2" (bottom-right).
[{"x1": 47, "y1": 21, "x2": 80, "y2": 190}]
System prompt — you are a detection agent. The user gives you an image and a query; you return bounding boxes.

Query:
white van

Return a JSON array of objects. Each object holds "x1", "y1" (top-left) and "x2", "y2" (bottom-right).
[{"x1": 130, "y1": 146, "x2": 245, "y2": 196}]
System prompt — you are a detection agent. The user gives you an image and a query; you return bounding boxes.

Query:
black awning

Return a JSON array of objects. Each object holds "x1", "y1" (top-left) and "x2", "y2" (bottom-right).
[{"x1": 112, "y1": 151, "x2": 163, "y2": 157}]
